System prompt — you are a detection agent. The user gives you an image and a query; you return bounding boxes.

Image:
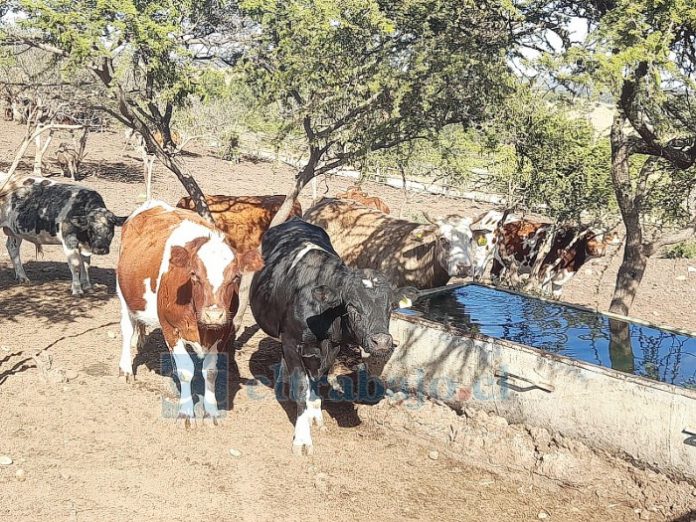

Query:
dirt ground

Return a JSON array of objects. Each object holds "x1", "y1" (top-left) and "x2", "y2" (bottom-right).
[{"x1": 1, "y1": 122, "x2": 695, "y2": 521}]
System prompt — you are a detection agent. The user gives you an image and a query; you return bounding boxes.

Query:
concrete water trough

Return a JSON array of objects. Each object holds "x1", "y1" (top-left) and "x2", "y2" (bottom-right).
[{"x1": 383, "y1": 283, "x2": 696, "y2": 480}]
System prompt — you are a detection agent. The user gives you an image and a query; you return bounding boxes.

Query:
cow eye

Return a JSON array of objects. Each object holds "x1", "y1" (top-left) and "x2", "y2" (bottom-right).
[{"x1": 190, "y1": 272, "x2": 199, "y2": 283}]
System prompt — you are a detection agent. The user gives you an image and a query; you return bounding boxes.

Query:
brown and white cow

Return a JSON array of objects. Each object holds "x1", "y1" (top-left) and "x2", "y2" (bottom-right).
[
  {"x1": 336, "y1": 186, "x2": 391, "y2": 214},
  {"x1": 488, "y1": 216, "x2": 619, "y2": 298},
  {"x1": 176, "y1": 194, "x2": 302, "y2": 252},
  {"x1": 304, "y1": 198, "x2": 473, "y2": 289},
  {"x1": 116, "y1": 200, "x2": 264, "y2": 423}
]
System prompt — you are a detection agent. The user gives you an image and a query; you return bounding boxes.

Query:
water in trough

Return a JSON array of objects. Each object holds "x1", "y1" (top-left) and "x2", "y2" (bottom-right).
[{"x1": 402, "y1": 284, "x2": 696, "y2": 388}]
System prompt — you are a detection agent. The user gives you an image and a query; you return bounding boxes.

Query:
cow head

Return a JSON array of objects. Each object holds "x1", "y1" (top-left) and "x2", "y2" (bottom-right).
[
  {"x1": 424, "y1": 213, "x2": 474, "y2": 278},
  {"x1": 69, "y1": 209, "x2": 127, "y2": 255},
  {"x1": 312, "y1": 269, "x2": 418, "y2": 357},
  {"x1": 170, "y1": 236, "x2": 264, "y2": 329}
]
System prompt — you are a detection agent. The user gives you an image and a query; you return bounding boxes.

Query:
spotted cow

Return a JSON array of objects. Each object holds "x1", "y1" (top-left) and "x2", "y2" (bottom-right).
[
  {"x1": 0, "y1": 176, "x2": 125, "y2": 295},
  {"x1": 490, "y1": 217, "x2": 620, "y2": 298},
  {"x1": 116, "y1": 201, "x2": 264, "y2": 424}
]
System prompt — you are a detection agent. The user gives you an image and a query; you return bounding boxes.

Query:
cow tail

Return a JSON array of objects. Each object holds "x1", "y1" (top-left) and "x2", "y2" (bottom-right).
[{"x1": 35, "y1": 243, "x2": 44, "y2": 259}]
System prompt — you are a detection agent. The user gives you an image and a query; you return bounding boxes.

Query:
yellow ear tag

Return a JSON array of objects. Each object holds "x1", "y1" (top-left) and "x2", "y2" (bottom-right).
[
  {"x1": 476, "y1": 235, "x2": 488, "y2": 246},
  {"x1": 415, "y1": 231, "x2": 423, "y2": 239},
  {"x1": 398, "y1": 297, "x2": 413, "y2": 309}
]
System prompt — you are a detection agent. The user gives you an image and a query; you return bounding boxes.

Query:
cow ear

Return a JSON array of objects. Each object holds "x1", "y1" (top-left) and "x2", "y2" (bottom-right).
[
  {"x1": 393, "y1": 286, "x2": 419, "y2": 308},
  {"x1": 69, "y1": 215, "x2": 90, "y2": 229},
  {"x1": 312, "y1": 285, "x2": 340, "y2": 307},
  {"x1": 238, "y1": 249, "x2": 264, "y2": 273},
  {"x1": 170, "y1": 246, "x2": 190, "y2": 268}
]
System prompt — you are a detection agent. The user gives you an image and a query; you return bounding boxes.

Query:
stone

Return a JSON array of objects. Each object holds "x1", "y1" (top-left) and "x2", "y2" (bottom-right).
[
  {"x1": 228, "y1": 448, "x2": 242, "y2": 458},
  {"x1": 15, "y1": 468, "x2": 26, "y2": 482},
  {"x1": 314, "y1": 473, "x2": 329, "y2": 494},
  {"x1": 107, "y1": 331, "x2": 117, "y2": 340},
  {"x1": 0, "y1": 455, "x2": 12, "y2": 466},
  {"x1": 428, "y1": 450, "x2": 439, "y2": 461}
]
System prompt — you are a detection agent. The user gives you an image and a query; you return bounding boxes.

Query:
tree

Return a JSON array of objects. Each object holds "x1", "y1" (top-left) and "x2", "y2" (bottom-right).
[
  {"x1": 239, "y1": 0, "x2": 518, "y2": 226},
  {"x1": 531, "y1": 0, "x2": 696, "y2": 315},
  {"x1": 483, "y1": 87, "x2": 615, "y2": 223},
  {"x1": 0, "y1": 0, "x2": 245, "y2": 219}
]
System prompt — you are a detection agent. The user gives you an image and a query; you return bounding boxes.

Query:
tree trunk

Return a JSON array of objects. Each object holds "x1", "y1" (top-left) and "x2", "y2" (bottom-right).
[
  {"x1": 608, "y1": 111, "x2": 647, "y2": 316},
  {"x1": 609, "y1": 232, "x2": 647, "y2": 316}
]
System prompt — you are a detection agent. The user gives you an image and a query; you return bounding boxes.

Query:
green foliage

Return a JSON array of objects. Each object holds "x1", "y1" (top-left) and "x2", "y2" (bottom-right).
[
  {"x1": 484, "y1": 88, "x2": 614, "y2": 221},
  {"x1": 240, "y1": 0, "x2": 517, "y2": 176},
  {"x1": 12, "y1": 0, "x2": 202, "y2": 104},
  {"x1": 361, "y1": 125, "x2": 492, "y2": 186},
  {"x1": 662, "y1": 241, "x2": 696, "y2": 259}
]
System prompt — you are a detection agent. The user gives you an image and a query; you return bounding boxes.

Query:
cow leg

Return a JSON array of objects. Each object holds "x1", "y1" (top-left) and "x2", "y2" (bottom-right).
[
  {"x1": 117, "y1": 281, "x2": 136, "y2": 382},
  {"x1": 172, "y1": 340, "x2": 195, "y2": 424},
  {"x1": 79, "y1": 253, "x2": 92, "y2": 292},
  {"x1": 202, "y1": 343, "x2": 220, "y2": 423},
  {"x1": 306, "y1": 380, "x2": 324, "y2": 428},
  {"x1": 5, "y1": 234, "x2": 29, "y2": 283},
  {"x1": 282, "y1": 338, "x2": 315, "y2": 455},
  {"x1": 63, "y1": 246, "x2": 84, "y2": 295}
]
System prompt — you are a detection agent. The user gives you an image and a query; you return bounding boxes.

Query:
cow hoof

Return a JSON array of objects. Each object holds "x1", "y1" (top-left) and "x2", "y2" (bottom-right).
[
  {"x1": 177, "y1": 414, "x2": 194, "y2": 430},
  {"x1": 17, "y1": 276, "x2": 30, "y2": 284},
  {"x1": 71, "y1": 288, "x2": 84, "y2": 296},
  {"x1": 203, "y1": 412, "x2": 220, "y2": 427},
  {"x1": 292, "y1": 443, "x2": 314, "y2": 457},
  {"x1": 82, "y1": 285, "x2": 94, "y2": 294},
  {"x1": 118, "y1": 370, "x2": 134, "y2": 384}
]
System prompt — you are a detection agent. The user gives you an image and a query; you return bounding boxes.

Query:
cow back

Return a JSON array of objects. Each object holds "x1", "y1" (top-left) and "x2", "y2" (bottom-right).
[
  {"x1": 250, "y1": 218, "x2": 343, "y2": 339},
  {"x1": 176, "y1": 194, "x2": 302, "y2": 252},
  {"x1": 304, "y1": 198, "x2": 445, "y2": 289}
]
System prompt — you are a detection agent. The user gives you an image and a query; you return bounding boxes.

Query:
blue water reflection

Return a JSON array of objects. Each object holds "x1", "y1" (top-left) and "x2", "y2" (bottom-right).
[{"x1": 403, "y1": 284, "x2": 696, "y2": 388}]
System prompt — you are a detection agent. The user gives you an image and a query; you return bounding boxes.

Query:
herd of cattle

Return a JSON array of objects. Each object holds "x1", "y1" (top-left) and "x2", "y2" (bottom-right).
[{"x1": 0, "y1": 176, "x2": 620, "y2": 454}]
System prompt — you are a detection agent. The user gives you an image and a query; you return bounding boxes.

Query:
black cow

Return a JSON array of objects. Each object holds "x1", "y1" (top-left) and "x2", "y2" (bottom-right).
[
  {"x1": 250, "y1": 218, "x2": 416, "y2": 456},
  {"x1": 0, "y1": 176, "x2": 126, "y2": 295}
]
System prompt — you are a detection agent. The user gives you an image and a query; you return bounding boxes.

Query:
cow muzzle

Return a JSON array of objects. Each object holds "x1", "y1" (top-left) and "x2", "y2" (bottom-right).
[
  {"x1": 364, "y1": 333, "x2": 394, "y2": 357},
  {"x1": 200, "y1": 306, "x2": 228, "y2": 328}
]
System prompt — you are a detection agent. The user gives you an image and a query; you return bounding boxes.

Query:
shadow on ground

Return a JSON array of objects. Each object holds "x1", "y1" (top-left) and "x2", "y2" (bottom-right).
[
  {"x1": 128, "y1": 327, "x2": 242, "y2": 414},
  {"x1": 249, "y1": 335, "x2": 386, "y2": 430},
  {"x1": 0, "y1": 262, "x2": 115, "y2": 324}
]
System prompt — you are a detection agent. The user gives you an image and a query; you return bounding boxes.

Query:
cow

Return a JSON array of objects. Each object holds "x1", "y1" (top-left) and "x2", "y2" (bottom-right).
[
  {"x1": 303, "y1": 198, "x2": 474, "y2": 290},
  {"x1": 176, "y1": 194, "x2": 302, "y2": 252},
  {"x1": 469, "y1": 209, "x2": 525, "y2": 280},
  {"x1": 116, "y1": 200, "x2": 264, "y2": 425},
  {"x1": 336, "y1": 185, "x2": 391, "y2": 214},
  {"x1": 490, "y1": 218, "x2": 620, "y2": 298},
  {"x1": 250, "y1": 218, "x2": 417, "y2": 455},
  {"x1": 0, "y1": 176, "x2": 126, "y2": 295}
]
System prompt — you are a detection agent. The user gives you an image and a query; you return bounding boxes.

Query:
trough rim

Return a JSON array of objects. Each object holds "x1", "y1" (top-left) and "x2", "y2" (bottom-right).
[{"x1": 393, "y1": 282, "x2": 696, "y2": 400}]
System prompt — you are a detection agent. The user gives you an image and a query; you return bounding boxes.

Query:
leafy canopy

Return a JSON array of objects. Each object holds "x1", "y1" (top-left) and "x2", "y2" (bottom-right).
[{"x1": 240, "y1": 0, "x2": 517, "y2": 176}]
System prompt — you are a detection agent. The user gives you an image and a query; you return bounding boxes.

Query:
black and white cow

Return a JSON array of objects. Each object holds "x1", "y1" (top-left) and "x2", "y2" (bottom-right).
[
  {"x1": 0, "y1": 176, "x2": 126, "y2": 295},
  {"x1": 250, "y1": 218, "x2": 416, "y2": 455}
]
